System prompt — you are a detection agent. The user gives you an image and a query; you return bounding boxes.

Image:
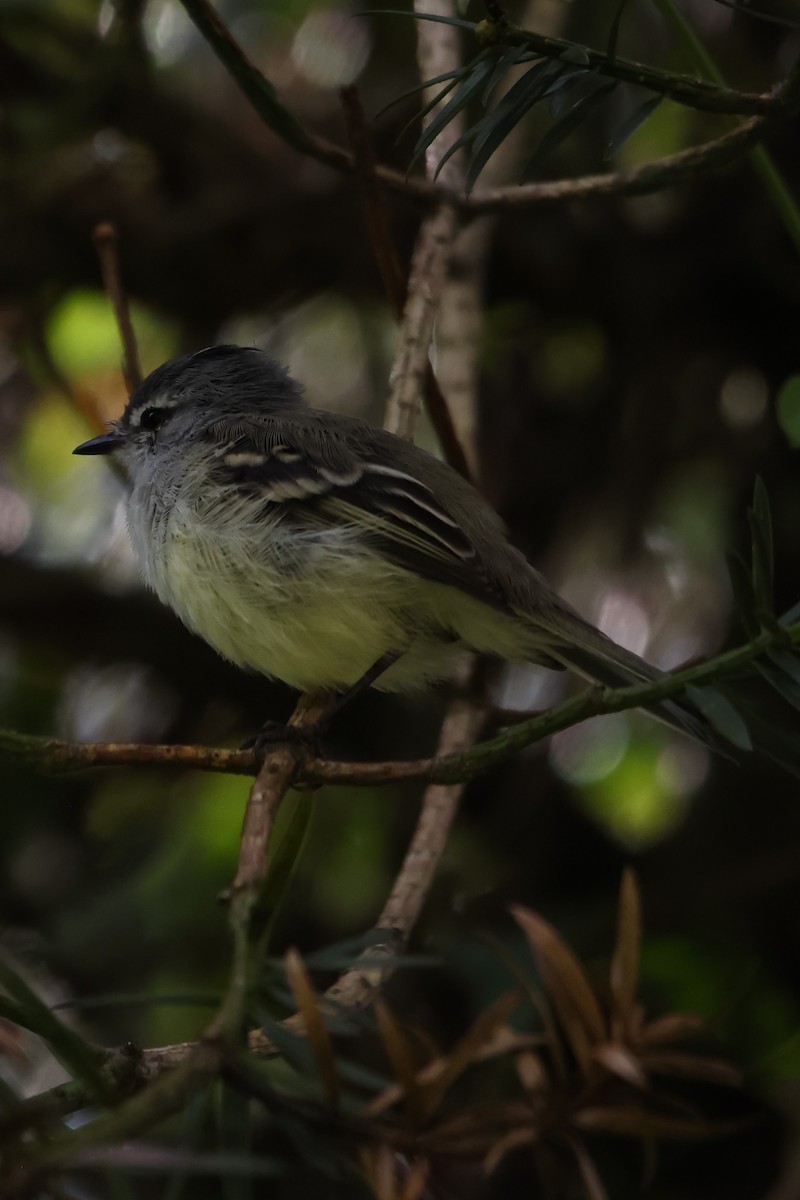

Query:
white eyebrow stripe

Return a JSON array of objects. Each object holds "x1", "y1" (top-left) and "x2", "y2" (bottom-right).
[{"x1": 128, "y1": 396, "x2": 181, "y2": 426}]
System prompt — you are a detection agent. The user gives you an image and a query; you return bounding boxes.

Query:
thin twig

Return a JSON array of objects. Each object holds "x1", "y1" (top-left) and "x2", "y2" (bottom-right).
[
  {"x1": 92, "y1": 222, "x2": 142, "y2": 395},
  {"x1": 489, "y1": 22, "x2": 787, "y2": 115},
  {"x1": 302, "y1": 670, "x2": 489, "y2": 1020},
  {"x1": 340, "y1": 85, "x2": 407, "y2": 317},
  {"x1": 340, "y1": 86, "x2": 471, "y2": 476},
  {"x1": 467, "y1": 114, "x2": 768, "y2": 212},
  {"x1": 5, "y1": 620, "x2": 799, "y2": 786},
  {"x1": 384, "y1": 203, "x2": 458, "y2": 440},
  {"x1": 178, "y1": 0, "x2": 792, "y2": 222}
]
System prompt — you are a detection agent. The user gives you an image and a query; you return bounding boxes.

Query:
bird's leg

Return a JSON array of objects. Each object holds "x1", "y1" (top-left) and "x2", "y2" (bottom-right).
[{"x1": 245, "y1": 651, "x2": 402, "y2": 755}]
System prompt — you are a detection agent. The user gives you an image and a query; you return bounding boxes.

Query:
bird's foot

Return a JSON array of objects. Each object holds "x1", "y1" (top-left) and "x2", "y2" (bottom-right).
[{"x1": 241, "y1": 718, "x2": 326, "y2": 759}]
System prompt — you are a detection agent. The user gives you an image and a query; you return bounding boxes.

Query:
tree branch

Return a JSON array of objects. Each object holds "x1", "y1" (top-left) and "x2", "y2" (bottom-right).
[
  {"x1": 176, "y1": 0, "x2": 789, "y2": 220},
  {"x1": 481, "y1": 20, "x2": 790, "y2": 116},
  {"x1": 5, "y1": 622, "x2": 799, "y2": 788}
]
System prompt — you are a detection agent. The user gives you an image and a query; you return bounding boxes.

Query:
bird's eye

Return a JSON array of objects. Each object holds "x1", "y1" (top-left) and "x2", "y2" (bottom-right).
[{"x1": 139, "y1": 407, "x2": 166, "y2": 431}]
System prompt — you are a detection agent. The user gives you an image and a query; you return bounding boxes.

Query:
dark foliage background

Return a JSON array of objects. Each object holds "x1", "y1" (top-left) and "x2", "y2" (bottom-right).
[{"x1": 2, "y1": 0, "x2": 800, "y2": 1195}]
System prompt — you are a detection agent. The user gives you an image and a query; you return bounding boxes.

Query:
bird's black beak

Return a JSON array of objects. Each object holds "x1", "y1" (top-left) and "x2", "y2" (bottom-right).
[{"x1": 73, "y1": 431, "x2": 124, "y2": 456}]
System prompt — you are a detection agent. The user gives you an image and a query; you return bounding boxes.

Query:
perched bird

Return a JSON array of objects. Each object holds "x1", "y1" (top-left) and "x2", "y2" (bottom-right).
[{"x1": 74, "y1": 345, "x2": 706, "y2": 742}]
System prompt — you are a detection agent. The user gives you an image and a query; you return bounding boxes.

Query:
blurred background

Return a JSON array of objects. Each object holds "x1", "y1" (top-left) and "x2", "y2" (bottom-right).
[{"x1": 2, "y1": 0, "x2": 800, "y2": 1194}]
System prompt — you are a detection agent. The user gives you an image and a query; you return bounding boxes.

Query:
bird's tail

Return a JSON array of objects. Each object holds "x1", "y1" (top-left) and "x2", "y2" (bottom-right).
[{"x1": 542, "y1": 617, "x2": 717, "y2": 749}]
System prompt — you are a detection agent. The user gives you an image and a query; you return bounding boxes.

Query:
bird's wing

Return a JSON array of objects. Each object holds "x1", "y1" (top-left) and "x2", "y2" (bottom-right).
[{"x1": 205, "y1": 416, "x2": 509, "y2": 608}]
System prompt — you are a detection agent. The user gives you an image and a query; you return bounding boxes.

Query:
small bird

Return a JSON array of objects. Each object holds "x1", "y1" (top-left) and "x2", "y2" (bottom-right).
[{"x1": 74, "y1": 345, "x2": 705, "y2": 742}]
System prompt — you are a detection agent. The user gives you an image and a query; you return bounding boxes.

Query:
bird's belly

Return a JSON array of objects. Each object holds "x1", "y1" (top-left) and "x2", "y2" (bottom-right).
[{"x1": 137, "y1": 512, "x2": 462, "y2": 692}]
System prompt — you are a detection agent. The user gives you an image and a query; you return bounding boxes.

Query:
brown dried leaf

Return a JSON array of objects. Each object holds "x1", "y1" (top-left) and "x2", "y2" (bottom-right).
[
  {"x1": 610, "y1": 869, "x2": 641, "y2": 1033},
  {"x1": 511, "y1": 904, "x2": 606, "y2": 1073},
  {"x1": 642, "y1": 1050, "x2": 742, "y2": 1087},
  {"x1": 419, "y1": 1100, "x2": 535, "y2": 1155},
  {"x1": 401, "y1": 1158, "x2": 429, "y2": 1200},
  {"x1": 592, "y1": 1043, "x2": 647, "y2": 1089},
  {"x1": 566, "y1": 1133, "x2": 609, "y2": 1200},
  {"x1": 574, "y1": 1106, "x2": 746, "y2": 1140},
  {"x1": 285, "y1": 947, "x2": 339, "y2": 1108},
  {"x1": 415, "y1": 991, "x2": 521, "y2": 1119},
  {"x1": 483, "y1": 1127, "x2": 537, "y2": 1175},
  {"x1": 641, "y1": 1012, "x2": 706, "y2": 1045},
  {"x1": 515, "y1": 1048, "x2": 548, "y2": 1096},
  {"x1": 374, "y1": 1000, "x2": 425, "y2": 1120}
]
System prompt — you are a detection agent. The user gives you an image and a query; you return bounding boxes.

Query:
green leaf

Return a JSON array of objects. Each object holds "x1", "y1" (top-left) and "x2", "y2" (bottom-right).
[
  {"x1": 559, "y1": 45, "x2": 591, "y2": 66},
  {"x1": 776, "y1": 375, "x2": 800, "y2": 447},
  {"x1": 547, "y1": 68, "x2": 593, "y2": 119},
  {"x1": 606, "y1": 94, "x2": 663, "y2": 158},
  {"x1": 528, "y1": 80, "x2": 618, "y2": 167},
  {"x1": 726, "y1": 549, "x2": 759, "y2": 639},
  {"x1": 375, "y1": 67, "x2": 466, "y2": 120},
  {"x1": 411, "y1": 53, "x2": 496, "y2": 171},
  {"x1": 465, "y1": 59, "x2": 567, "y2": 191},
  {"x1": 685, "y1": 686, "x2": 752, "y2": 751},
  {"x1": 481, "y1": 45, "x2": 539, "y2": 106},
  {"x1": 607, "y1": 0, "x2": 636, "y2": 61}
]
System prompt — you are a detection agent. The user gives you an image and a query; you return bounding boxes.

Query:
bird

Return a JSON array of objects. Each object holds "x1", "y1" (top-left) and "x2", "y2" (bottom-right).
[{"x1": 73, "y1": 344, "x2": 708, "y2": 745}]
